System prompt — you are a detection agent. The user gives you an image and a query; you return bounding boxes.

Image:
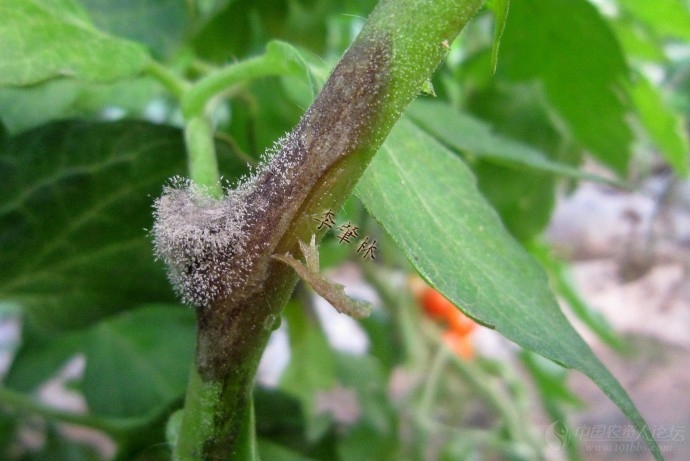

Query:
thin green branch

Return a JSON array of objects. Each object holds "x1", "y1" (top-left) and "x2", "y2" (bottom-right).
[
  {"x1": 146, "y1": 60, "x2": 225, "y2": 193},
  {"x1": 146, "y1": 60, "x2": 190, "y2": 99},
  {"x1": 444, "y1": 350, "x2": 545, "y2": 457},
  {"x1": 419, "y1": 345, "x2": 450, "y2": 415},
  {"x1": 190, "y1": 58, "x2": 220, "y2": 76},
  {"x1": 414, "y1": 320, "x2": 543, "y2": 455},
  {"x1": 185, "y1": 116, "x2": 222, "y2": 196},
  {"x1": 362, "y1": 265, "x2": 429, "y2": 365},
  {"x1": 177, "y1": 50, "x2": 293, "y2": 193},
  {"x1": 181, "y1": 55, "x2": 280, "y2": 118}
]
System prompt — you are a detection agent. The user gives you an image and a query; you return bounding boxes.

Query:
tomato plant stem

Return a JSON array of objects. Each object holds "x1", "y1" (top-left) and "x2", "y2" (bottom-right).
[
  {"x1": 146, "y1": 60, "x2": 190, "y2": 99},
  {"x1": 172, "y1": 0, "x2": 485, "y2": 459},
  {"x1": 174, "y1": 366, "x2": 259, "y2": 461},
  {"x1": 184, "y1": 115, "x2": 222, "y2": 196},
  {"x1": 181, "y1": 52, "x2": 289, "y2": 119}
]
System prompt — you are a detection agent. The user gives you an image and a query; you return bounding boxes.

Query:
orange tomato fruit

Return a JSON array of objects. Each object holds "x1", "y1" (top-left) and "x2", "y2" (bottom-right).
[
  {"x1": 420, "y1": 287, "x2": 455, "y2": 320},
  {"x1": 419, "y1": 287, "x2": 476, "y2": 336},
  {"x1": 447, "y1": 309, "x2": 476, "y2": 336},
  {"x1": 443, "y1": 330, "x2": 474, "y2": 360}
]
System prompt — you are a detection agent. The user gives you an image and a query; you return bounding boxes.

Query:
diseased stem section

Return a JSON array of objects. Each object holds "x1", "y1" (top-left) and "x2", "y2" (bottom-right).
[
  {"x1": 175, "y1": 365, "x2": 259, "y2": 460},
  {"x1": 151, "y1": 42, "x2": 309, "y2": 200},
  {"x1": 168, "y1": 0, "x2": 485, "y2": 459}
]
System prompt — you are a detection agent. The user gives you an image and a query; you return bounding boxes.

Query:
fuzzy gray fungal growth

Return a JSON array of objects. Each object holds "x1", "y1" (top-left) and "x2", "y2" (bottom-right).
[
  {"x1": 234, "y1": 37, "x2": 393, "y2": 252},
  {"x1": 152, "y1": 39, "x2": 392, "y2": 311},
  {"x1": 151, "y1": 177, "x2": 253, "y2": 308}
]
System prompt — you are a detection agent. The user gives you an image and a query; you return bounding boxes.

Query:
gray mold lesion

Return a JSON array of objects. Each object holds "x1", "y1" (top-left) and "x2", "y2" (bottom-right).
[
  {"x1": 151, "y1": 177, "x2": 253, "y2": 308},
  {"x1": 152, "y1": 37, "x2": 393, "y2": 311}
]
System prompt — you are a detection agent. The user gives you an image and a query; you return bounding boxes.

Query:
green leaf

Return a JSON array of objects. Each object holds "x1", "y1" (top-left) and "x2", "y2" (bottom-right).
[
  {"x1": 190, "y1": 0, "x2": 254, "y2": 62},
  {"x1": 258, "y1": 440, "x2": 318, "y2": 461},
  {"x1": 77, "y1": 0, "x2": 188, "y2": 58},
  {"x1": 0, "y1": 0, "x2": 150, "y2": 87},
  {"x1": 630, "y1": 72, "x2": 690, "y2": 177},
  {"x1": 0, "y1": 80, "x2": 81, "y2": 135},
  {"x1": 0, "y1": 121, "x2": 186, "y2": 330},
  {"x1": 355, "y1": 119, "x2": 662, "y2": 459},
  {"x1": 338, "y1": 422, "x2": 398, "y2": 461},
  {"x1": 530, "y1": 242, "x2": 627, "y2": 351},
  {"x1": 266, "y1": 40, "x2": 319, "y2": 99},
  {"x1": 82, "y1": 304, "x2": 195, "y2": 418},
  {"x1": 457, "y1": 83, "x2": 585, "y2": 240},
  {"x1": 498, "y1": 0, "x2": 633, "y2": 174},
  {"x1": 619, "y1": 0, "x2": 690, "y2": 41},
  {"x1": 407, "y1": 100, "x2": 617, "y2": 185},
  {"x1": 254, "y1": 387, "x2": 306, "y2": 446},
  {"x1": 521, "y1": 351, "x2": 583, "y2": 408},
  {"x1": 473, "y1": 161, "x2": 557, "y2": 241},
  {"x1": 3, "y1": 316, "x2": 84, "y2": 392},
  {"x1": 0, "y1": 77, "x2": 159, "y2": 135},
  {"x1": 27, "y1": 424, "x2": 102, "y2": 461},
  {"x1": 407, "y1": 100, "x2": 616, "y2": 241},
  {"x1": 521, "y1": 352, "x2": 584, "y2": 461},
  {"x1": 189, "y1": 0, "x2": 340, "y2": 62},
  {"x1": 0, "y1": 412, "x2": 19, "y2": 456},
  {"x1": 610, "y1": 18, "x2": 667, "y2": 62},
  {"x1": 486, "y1": 0, "x2": 510, "y2": 74}
]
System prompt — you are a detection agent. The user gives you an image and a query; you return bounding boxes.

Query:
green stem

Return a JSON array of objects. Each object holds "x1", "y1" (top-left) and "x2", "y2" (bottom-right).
[
  {"x1": 175, "y1": 367, "x2": 258, "y2": 461},
  {"x1": 180, "y1": 50, "x2": 295, "y2": 193},
  {"x1": 150, "y1": 53, "x2": 286, "y2": 194},
  {"x1": 184, "y1": 116, "x2": 222, "y2": 196},
  {"x1": 181, "y1": 55, "x2": 283, "y2": 119},
  {"x1": 445, "y1": 352, "x2": 545, "y2": 457},
  {"x1": 415, "y1": 325, "x2": 543, "y2": 454},
  {"x1": 529, "y1": 241, "x2": 624, "y2": 350},
  {"x1": 146, "y1": 60, "x2": 190, "y2": 99},
  {"x1": 172, "y1": 0, "x2": 486, "y2": 459},
  {"x1": 419, "y1": 346, "x2": 450, "y2": 416},
  {"x1": 417, "y1": 346, "x2": 544, "y2": 458},
  {"x1": 146, "y1": 59, "x2": 224, "y2": 193}
]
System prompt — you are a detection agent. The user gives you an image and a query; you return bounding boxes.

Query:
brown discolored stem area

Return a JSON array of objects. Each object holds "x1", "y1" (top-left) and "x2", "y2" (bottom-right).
[
  {"x1": 175, "y1": 34, "x2": 394, "y2": 461},
  {"x1": 197, "y1": 35, "x2": 392, "y2": 381},
  {"x1": 173, "y1": 1, "x2": 485, "y2": 459}
]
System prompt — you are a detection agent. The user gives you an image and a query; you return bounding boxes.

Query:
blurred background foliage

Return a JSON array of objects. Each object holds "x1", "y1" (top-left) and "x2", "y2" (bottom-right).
[{"x1": 0, "y1": 0, "x2": 689, "y2": 460}]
